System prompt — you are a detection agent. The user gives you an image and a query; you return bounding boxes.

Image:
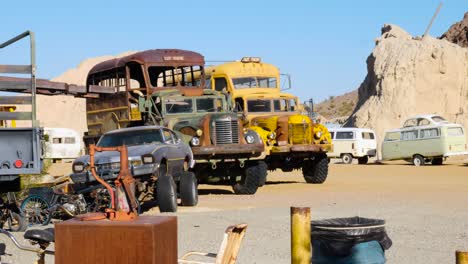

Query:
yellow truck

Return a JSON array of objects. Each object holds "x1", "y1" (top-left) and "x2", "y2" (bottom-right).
[{"x1": 203, "y1": 58, "x2": 332, "y2": 184}]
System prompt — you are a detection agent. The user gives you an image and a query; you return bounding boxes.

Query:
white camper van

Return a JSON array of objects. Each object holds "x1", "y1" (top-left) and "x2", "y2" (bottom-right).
[
  {"x1": 327, "y1": 128, "x2": 377, "y2": 164},
  {"x1": 382, "y1": 115, "x2": 468, "y2": 166},
  {"x1": 43, "y1": 128, "x2": 82, "y2": 160}
]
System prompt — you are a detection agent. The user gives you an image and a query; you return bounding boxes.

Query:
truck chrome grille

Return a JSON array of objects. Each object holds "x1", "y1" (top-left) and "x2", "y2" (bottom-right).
[{"x1": 212, "y1": 120, "x2": 239, "y2": 144}]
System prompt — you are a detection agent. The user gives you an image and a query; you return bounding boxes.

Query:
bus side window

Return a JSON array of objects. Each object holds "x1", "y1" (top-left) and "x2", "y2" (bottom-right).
[{"x1": 214, "y1": 78, "x2": 228, "y2": 92}]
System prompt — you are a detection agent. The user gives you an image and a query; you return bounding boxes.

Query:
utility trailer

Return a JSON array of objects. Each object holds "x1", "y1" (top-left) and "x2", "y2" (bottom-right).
[{"x1": 0, "y1": 31, "x2": 43, "y2": 191}]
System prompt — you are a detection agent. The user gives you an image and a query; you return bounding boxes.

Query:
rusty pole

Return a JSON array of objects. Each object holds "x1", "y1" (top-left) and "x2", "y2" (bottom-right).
[
  {"x1": 457, "y1": 251, "x2": 468, "y2": 264},
  {"x1": 291, "y1": 207, "x2": 311, "y2": 264}
]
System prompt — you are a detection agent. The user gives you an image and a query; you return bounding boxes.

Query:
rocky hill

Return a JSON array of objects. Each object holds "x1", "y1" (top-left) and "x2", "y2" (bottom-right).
[
  {"x1": 440, "y1": 12, "x2": 468, "y2": 48},
  {"x1": 345, "y1": 23, "x2": 468, "y2": 156},
  {"x1": 31, "y1": 52, "x2": 135, "y2": 137},
  {"x1": 315, "y1": 90, "x2": 358, "y2": 122}
]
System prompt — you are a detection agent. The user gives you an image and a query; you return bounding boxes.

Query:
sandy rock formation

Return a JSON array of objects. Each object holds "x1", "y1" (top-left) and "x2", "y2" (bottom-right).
[
  {"x1": 440, "y1": 12, "x2": 468, "y2": 48},
  {"x1": 34, "y1": 51, "x2": 135, "y2": 137},
  {"x1": 346, "y1": 24, "x2": 468, "y2": 155}
]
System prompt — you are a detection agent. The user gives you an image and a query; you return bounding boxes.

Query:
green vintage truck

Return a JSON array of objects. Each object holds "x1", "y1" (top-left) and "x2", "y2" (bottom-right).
[{"x1": 139, "y1": 89, "x2": 267, "y2": 194}]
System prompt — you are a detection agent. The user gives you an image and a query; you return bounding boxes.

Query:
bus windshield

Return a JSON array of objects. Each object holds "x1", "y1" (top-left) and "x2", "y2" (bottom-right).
[{"x1": 232, "y1": 77, "x2": 277, "y2": 89}]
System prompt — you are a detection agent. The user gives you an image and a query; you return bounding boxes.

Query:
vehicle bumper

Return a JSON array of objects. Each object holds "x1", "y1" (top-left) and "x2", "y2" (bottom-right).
[
  {"x1": 70, "y1": 164, "x2": 157, "y2": 183},
  {"x1": 192, "y1": 143, "x2": 264, "y2": 156},
  {"x1": 444, "y1": 151, "x2": 468, "y2": 157},
  {"x1": 272, "y1": 143, "x2": 332, "y2": 153}
]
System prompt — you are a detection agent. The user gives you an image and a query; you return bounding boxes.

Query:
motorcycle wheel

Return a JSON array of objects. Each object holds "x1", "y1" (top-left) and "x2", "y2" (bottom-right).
[
  {"x1": 8, "y1": 212, "x2": 27, "y2": 232},
  {"x1": 20, "y1": 196, "x2": 51, "y2": 226}
]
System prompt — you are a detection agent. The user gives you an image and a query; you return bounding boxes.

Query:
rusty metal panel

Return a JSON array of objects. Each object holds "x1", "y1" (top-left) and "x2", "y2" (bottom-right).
[
  {"x1": 0, "y1": 96, "x2": 32, "y2": 105},
  {"x1": 89, "y1": 85, "x2": 116, "y2": 94},
  {"x1": 0, "y1": 112, "x2": 32, "y2": 120},
  {"x1": 55, "y1": 216, "x2": 178, "y2": 264},
  {"x1": 0, "y1": 65, "x2": 31, "y2": 74},
  {"x1": 89, "y1": 49, "x2": 205, "y2": 74}
]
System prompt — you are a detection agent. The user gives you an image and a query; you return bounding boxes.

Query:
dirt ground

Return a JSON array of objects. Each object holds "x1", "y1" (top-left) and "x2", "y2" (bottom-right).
[{"x1": 2, "y1": 158, "x2": 467, "y2": 263}]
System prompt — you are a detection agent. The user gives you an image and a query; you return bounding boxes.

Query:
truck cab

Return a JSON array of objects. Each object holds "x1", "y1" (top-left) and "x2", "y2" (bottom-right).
[
  {"x1": 201, "y1": 58, "x2": 332, "y2": 184},
  {"x1": 139, "y1": 89, "x2": 267, "y2": 194}
]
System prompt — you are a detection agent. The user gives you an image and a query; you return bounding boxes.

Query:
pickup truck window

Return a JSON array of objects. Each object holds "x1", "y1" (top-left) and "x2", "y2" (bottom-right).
[
  {"x1": 165, "y1": 99, "x2": 193, "y2": 114},
  {"x1": 196, "y1": 98, "x2": 223, "y2": 112},
  {"x1": 98, "y1": 129, "x2": 163, "y2": 147}
]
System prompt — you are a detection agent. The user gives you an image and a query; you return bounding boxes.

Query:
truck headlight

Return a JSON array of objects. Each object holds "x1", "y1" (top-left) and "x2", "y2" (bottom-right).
[
  {"x1": 268, "y1": 132, "x2": 276, "y2": 140},
  {"x1": 246, "y1": 135, "x2": 255, "y2": 144},
  {"x1": 314, "y1": 131, "x2": 322, "y2": 139},
  {"x1": 141, "y1": 154, "x2": 155, "y2": 164},
  {"x1": 196, "y1": 129, "x2": 203, "y2": 137},
  {"x1": 72, "y1": 162, "x2": 85, "y2": 173},
  {"x1": 191, "y1": 137, "x2": 200, "y2": 146}
]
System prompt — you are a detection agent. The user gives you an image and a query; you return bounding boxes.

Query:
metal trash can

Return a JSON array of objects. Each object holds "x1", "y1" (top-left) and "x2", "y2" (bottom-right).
[{"x1": 311, "y1": 217, "x2": 392, "y2": 264}]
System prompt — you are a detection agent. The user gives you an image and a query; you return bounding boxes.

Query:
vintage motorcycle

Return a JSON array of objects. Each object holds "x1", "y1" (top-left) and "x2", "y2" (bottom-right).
[{"x1": 20, "y1": 177, "x2": 113, "y2": 226}]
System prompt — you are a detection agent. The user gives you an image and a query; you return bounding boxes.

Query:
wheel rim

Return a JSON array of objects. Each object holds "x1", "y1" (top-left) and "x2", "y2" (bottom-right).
[
  {"x1": 414, "y1": 157, "x2": 421, "y2": 166},
  {"x1": 343, "y1": 155, "x2": 351, "y2": 163},
  {"x1": 22, "y1": 197, "x2": 49, "y2": 225}
]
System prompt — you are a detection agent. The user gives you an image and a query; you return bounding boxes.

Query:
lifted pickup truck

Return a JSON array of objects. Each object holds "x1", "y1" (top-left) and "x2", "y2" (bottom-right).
[{"x1": 0, "y1": 31, "x2": 43, "y2": 191}]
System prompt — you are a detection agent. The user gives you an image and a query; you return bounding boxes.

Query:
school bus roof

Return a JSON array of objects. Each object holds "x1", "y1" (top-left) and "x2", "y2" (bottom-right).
[
  {"x1": 89, "y1": 49, "x2": 205, "y2": 75},
  {"x1": 240, "y1": 92, "x2": 297, "y2": 100},
  {"x1": 206, "y1": 60, "x2": 279, "y2": 77}
]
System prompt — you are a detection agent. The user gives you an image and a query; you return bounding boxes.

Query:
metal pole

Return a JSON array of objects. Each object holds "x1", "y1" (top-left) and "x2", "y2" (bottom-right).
[
  {"x1": 457, "y1": 251, "x2": 468, "y2": 264},
  {"x1": 29, "y1": 31, "x2": 37, "y2": 126},
  {"x1": 291, "y1": 207, "x2": 311, "y2": 264},
  {"x1": 422, "y1": 2, "x2": 443, "y2": 39}
]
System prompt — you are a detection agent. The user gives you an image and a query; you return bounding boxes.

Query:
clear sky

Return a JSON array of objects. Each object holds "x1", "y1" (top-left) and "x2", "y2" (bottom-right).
[{"x1": 1, "y1": 0, "x2": 466, "y2": 102}]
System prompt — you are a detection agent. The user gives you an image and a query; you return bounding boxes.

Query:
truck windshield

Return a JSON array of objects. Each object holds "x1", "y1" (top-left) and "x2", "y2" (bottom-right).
[
  {"x1": 232, "y1": 77, "x2": 277, "y2": 89},
  {"x1": 164, "y1": 98, "x2": 193, "y2": 114},
  {"x1": 247, "y1": 99, "x2": 271, "y2": 112},
  {"x1": 98, "y1": 129, "x2": 163, "y2": 147},
  {"x1": 196, "y1": 98, "x2": 223, "y2": 112}
]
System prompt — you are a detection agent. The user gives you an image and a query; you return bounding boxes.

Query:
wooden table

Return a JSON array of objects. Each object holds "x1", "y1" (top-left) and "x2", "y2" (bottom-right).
[{"x1": 55, "y1": 216, "x2": 177, "y2": 264}]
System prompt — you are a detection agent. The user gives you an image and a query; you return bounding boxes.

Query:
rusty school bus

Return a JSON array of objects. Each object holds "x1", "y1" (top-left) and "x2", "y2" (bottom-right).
[
  {"x1": 84, "y1": 49, "x2": 205, "y2": 144},
  {"x1": 202, "y1": 58, "x2": 332, "y2": 184}
]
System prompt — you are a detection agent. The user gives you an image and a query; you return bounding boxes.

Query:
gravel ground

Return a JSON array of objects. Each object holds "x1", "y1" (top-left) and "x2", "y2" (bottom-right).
[{"x1": 1, "y1": 160, "x2": 467, "y2": 263}]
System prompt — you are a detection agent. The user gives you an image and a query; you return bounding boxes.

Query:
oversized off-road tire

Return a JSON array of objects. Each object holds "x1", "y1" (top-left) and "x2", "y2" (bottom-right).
[
  {"x1": 233, "y1": 161, "x2": 268, "y2": 195},
  {"x1": 303, "y1": 154, "x2": 329, "y2": 184},
  {"x1": 357, "y1": 156, "x2": 369, "y2": 165},
  {"x1": 179, "y1": 171, "x2": 198, "y2": 206},
  {"x1": 7, "y1": 212, "x2": 27, "y2": 232},
  {"x1": 157, "y1": 175, "x2": 177, "y2": 213},
  {"x1": 341, "y1": 153, "x2": 353, "y2": 164},
  {"x1": 431, "y1": 157, "x2": 443, "y2": 165},
  {"x1": 413, "y1": 155, "x2": 425, "y2": 166}
]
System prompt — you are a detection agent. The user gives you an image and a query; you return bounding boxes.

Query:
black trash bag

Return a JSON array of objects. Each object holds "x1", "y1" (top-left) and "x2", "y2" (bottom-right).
[{"x1": 311, "y1": 216, "x2": 392, "y2": 257}]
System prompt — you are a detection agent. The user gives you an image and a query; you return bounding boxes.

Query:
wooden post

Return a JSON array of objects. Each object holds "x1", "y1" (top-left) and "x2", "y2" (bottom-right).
[
  {"x1": 456, "y1": 251, "x2": 468, "y2": 264},
  {"x1": 291, "y1": 207, "x2": 311, "y2": 264}
]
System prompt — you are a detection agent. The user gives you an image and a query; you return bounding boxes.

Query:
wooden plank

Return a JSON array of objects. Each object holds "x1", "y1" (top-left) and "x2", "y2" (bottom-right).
[
  {"x1": 0, "y1": 80, "x2": 30, "y2": 90},
  {"x1": 89, "y1": 85, "x2": 116, "y2": 94},
  {"x1": 0, "y1": 96, "x2": 32, "y2": 105},
  {"x1": 37, "y1": 79, "x2": 66, "y2": 90},
  {"x1": 0, "y1": 112, "x2": 32, "y2": 120},
  {"x1": 67, "y1": 85, "x2": 87, "y2": 94},
  {"x1": 0, "y1": 65, "x2": 31, "y2": 74}
]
